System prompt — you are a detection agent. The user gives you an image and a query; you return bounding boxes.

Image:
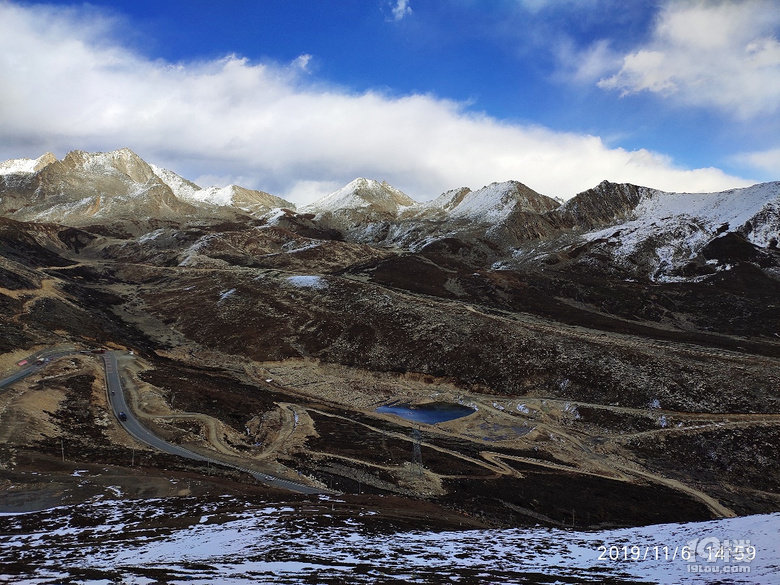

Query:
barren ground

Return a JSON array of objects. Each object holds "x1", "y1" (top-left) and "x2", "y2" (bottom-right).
[{"x1": 1, "y1": 217, "x2": 778, "y2": 530}]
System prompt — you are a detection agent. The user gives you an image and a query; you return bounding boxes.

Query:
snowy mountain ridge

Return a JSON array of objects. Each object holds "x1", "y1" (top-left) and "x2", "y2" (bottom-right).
[
  {"x1": 446, "y1": 180, "x2": 560, "y2": 223},
  {"x1": 1, "y1": 149, "x2": 778, "y2": 283},
  {"x1": 150, "y1": 164, "x2": 295, "y2": 212},
  {"x1": 632, "y1": 182, "x2": 780, "y2": 247},
  {"x1": 0, "y1": 152, "x2": 57, "y2": 175},
  {"x1": 580, "y1": 181, "x2": 780, "y2": 281},
  {"x1": 0, "y1": 149, "x2": 294, "y2": 228},
  {"x1": 302, "y1": 177, "x2": 416, "y2": 215}
]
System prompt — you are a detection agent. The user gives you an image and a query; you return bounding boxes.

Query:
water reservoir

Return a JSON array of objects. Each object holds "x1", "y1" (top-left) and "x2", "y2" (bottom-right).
[{"x1": 375, "y1": 402, "x2": 475, "y2": 424}]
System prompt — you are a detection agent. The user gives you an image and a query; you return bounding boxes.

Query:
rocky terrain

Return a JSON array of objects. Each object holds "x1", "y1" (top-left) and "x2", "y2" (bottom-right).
[{"x1": 1, "y1": 148, "x2": 779, "y2": 539}]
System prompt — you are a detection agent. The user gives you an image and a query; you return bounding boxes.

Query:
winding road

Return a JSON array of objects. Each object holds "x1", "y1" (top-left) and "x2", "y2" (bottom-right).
[
  {"x1": 2, "y1": 348, "x2": 327, "y2": 495},
  {"x1": 102, "y1": 351, "x2": 326, "y2": 495},
  {"x1": 0, "y1": 346, "x2": 77, "y2": 389}
]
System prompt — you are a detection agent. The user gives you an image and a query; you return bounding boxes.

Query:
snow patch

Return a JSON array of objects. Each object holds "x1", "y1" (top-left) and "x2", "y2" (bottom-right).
[
  {"x1": 282, "y1": 240, "x2": 322, "y2": 254},
  {"x1": 138, "y1": 228, "x2": 165, "y2": 243},
  {"x1": 218, "y1": 288, "x2": 237, "y2": 303},
  {"x1": 285, "y1": 275, "x2": 327, "y2": 290},
  {"x1": 0, "y1": 158, "x2": 39, "y2": 175},
  {"x1": 178, "y1": 235, "x2": 217, "y2": 267},
  {"x1": 262, "y1": 208, "x2": 289, "y2": 225},
  {"x1": 1, "y1": 498, "x2": 776, "y2": 584}
]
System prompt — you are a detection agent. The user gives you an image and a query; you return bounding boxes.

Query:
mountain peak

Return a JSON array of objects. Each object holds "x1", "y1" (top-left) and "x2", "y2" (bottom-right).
[
  {"x1": 150, "y1": 165, "x2": 295, "y2": 212},
  {"x1": 557, "y1": 181, "x2": 650, "y2": 230},
  {"x1": 446, "y1": 180, "x2": 560, "y2": 223},
  {"x1": 59, "y1": 147, "x2": 157, "y2": 185},
  {"x1": 303, "y1": 178, "x2": 417, "y2": 215},
  {"x1": 0, "y1": 152, "x2": 58, "y2": 175}
]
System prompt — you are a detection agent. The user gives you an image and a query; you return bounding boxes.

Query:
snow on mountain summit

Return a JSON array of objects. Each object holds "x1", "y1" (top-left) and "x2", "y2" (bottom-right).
[
  {"x1": 637, "y1": 182, "x2": 780, "y2": 236},
  {"x1": 303, "y1": 178, "x2": 417, "y2": 215},
  {"x1": 583, "y1": 181, "x2": 780, "y2": 281},
  {"x1": 0, "y1": 152, "x2": 57, "y2": 175},
  {"x1": 150, "y1": 165, "x2": 202, "y2": 201},
  {"x1": 589, "y1": 182, "x2": 780, "y2": 246},
  {"x1": 62, "y1": 148, "x2": 158, "y2": 184},
  {"x1": 0, "y1": 148, "x2": 294, "y2": 227},
  {"x1": 150, "y1": 165, "x2": 294, "y2": 212},
  {"x1": 446, "y1": 180, "x2": 560, "y2": 223}
]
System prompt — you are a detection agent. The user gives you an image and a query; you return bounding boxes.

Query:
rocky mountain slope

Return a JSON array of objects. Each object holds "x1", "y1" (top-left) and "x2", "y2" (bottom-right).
[
  {"x1": 303, "y1": 177, "x2": 415, "y2": 215},
  {"x1": 0, "y1": 149, "x2": 295, "y2": 234},
  {"x1": 150, "y1": 164, "x2": 294, "y2": 215},
  {"x1": 1, "y1": 148, "x2": 779, "y2": 533},
  {"x1": 2, "y1": 148, "x2": 778, "y2": 281}
]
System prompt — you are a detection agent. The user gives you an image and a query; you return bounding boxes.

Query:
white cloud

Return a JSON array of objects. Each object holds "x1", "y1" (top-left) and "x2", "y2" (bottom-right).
[
  {"x1": 0, "y1": 1, "x2": 754, "y2": 203},
  {"x1": 390, "y1": 0, "x2": 412, "y2": 22},
  {"x1": 555, "y1": 38, "x2": 622, "y2": 84},
  {"x1": 292, "y1": 54, "x2": 313, "y2": 73},
  {"x1": 190, "y1": 173, "x2": 257, "y2": 190},
  {"x1": 733, "y1": 147, "x2": 780, "y2": 176},
  {"x1": 282, "y1": 180, "x2": 344, "y2": 206},
  {"x1": 595, "y1": 0, "x2": 780, "y2": 118},
  {"x1": 515, "y1": 0, "x2": 584, "y2": 14}
]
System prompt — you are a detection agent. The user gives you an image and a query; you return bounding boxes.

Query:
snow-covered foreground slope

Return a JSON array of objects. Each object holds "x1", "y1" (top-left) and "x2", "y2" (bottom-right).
[{"x1": 1, "y1": 496, "x2": 777, "y2": 584}]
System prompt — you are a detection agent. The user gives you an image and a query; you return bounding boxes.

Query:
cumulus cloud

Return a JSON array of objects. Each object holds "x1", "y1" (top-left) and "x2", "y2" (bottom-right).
[
  {"x1": 0, "y1": 1, "x2": 753, "y2": 202},
  {"x1": 595, "y1": 0, "x2": 780, "y2": 118},
  {"x1": 390, "y1": 0, "x2": 413, "y2": 22}
]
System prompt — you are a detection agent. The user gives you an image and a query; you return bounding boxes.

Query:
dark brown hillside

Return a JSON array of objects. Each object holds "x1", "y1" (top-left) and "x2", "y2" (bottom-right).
[{"x1": 1, "y1": 151, "x2": 778, "y2": 529}]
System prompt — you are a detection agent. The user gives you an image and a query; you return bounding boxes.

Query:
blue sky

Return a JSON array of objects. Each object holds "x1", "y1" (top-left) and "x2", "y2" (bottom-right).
[{"x1": 1, "y1": 0, "x2": 778, "y2": 203}]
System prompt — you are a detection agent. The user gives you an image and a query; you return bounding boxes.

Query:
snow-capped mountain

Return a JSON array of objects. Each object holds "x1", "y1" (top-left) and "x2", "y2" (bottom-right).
[
  {"x1": 446, "y1": 180, "x2": 560, "y2": 222},
  {"x1": 304, "y1": 179, "x2": 563, "y2": 248},
  {"x1": 0, "y1": 152, "x2": 57, "y2": 175},
  {"x1": 150, "y1": 165, "x2": 294, "y2": 214},
  {"x1": 0, "y1": 149, "x2": 199, "y2": 228},
  {"x1": 298, "y1": 178, "x2": 419, "y2": 243},
  {"x1": 403, "y1": 181, "x2": 560, "y2": 223},
  {"x1": 302, "y1": 177, "x2": 416, "y2": 216},
  {"x1": 0, "y1": 149, "x2": 293, "y2": 230},
  {"x1": 0, "y1": 148, "x2": 777, "y2": 283},
  {"x1": 572, "y1": 181, "x2": 780, "y2": 281},
  {"x1": 631, "y1": 182, "x2": 779, "y2": 246}
]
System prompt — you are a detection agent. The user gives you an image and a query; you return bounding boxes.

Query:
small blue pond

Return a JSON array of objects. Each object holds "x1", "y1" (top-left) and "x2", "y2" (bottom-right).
[{"x1": 375, "y1": 402, "x2": 476, "y2": 424}]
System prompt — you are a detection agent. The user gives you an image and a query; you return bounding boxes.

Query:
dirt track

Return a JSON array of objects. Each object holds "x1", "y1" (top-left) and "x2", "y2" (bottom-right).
[
  {"x1": 2, "y1": 253, "x2": 779, "y2": 525},
  {"x1": 142, "y1": 352, "x2": 771, "y2": 521}
]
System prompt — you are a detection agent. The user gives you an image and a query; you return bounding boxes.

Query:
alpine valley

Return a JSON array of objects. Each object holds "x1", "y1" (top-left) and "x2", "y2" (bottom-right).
[{"x1": 1, "y1": 148, "x2": 779, "y2": 583}]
